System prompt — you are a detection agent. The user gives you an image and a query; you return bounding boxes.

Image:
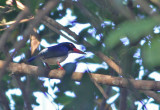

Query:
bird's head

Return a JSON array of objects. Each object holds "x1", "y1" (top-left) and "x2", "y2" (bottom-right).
[{"x1": 60, "y1": 42, "x2": 85, "y2": 54}]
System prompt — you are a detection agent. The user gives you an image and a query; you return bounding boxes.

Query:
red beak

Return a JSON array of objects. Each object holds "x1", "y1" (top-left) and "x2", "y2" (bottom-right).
[{"x1": 73, "y1": 48, "x2": 85, "y2": 54}]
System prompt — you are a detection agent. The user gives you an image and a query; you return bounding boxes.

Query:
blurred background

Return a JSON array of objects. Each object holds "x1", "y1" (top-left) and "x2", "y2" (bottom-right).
[{"x1": 0, "y1": 0, "x2": 160, "y2": 110}]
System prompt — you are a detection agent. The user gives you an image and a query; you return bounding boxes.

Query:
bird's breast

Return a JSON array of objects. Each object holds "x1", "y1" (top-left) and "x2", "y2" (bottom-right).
[{"x1": 40, "y1": 55, "x2": 68, "y2": 65}]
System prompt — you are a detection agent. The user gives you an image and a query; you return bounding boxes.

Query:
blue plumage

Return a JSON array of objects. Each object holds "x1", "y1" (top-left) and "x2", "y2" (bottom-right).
[
  {"x1": 28, "y1": 42, "x2": 85, "y2": 69},
  {"x1": 39, "y1": 44, "x2": 69, "y2": 59},
  {"x1": 27, "y1": 56, "x2": 38, "y2": 62}
]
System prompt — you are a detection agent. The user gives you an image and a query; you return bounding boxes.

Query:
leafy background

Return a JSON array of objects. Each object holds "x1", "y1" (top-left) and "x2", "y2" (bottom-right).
[{"x1": 0, "y1": 0, "x2": 160, "y2": 110}]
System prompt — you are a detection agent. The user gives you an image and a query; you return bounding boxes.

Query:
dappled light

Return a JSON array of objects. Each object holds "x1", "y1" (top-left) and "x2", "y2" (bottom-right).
[{"x1": 0, "y1": 0, "x2": 160, "y2": 110}]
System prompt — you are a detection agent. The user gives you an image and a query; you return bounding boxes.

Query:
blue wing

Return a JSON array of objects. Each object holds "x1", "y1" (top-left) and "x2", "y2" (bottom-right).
[
  {"x1": 27, "y1": 56, "x2": 38, "y2": 62},
  {"x1": 38, "y1": 45, "x2": 68, "y2": 59},
  {"x1": 28, "y1": 44, "x2": 68, "y2": 61}
]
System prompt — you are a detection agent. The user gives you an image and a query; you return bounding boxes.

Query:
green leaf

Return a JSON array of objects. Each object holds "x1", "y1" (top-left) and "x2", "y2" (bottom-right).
[
  {"x1": 25, "y1": 0, "x2": 45, "y2": 14},
  {"x1": 72, "y1": 7, "x2": 88, "y2": 23},
  {"x1": 0, "y1": 0, "x2": 6, "y2": 5},
  {"x1": 105, "y1": 16, "x2": 160, "y2": 49},
  {"x1": 12, "y1": 95, "x2": 24, "y2": 110},
  {"x1": 85, "y1": 36, "x2": 98, "y2": 46},
  {"x1": 55, "y1": 94, "x2": 74, "y2": 105},
  {"x1": 141, "y1": 37, "x2": 160, "y2": 70}
]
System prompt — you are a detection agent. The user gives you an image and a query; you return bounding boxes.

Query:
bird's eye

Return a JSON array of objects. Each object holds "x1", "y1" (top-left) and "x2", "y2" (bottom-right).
[{"x1": 69, "y1": 44, "x2": 73, "y2": 47}]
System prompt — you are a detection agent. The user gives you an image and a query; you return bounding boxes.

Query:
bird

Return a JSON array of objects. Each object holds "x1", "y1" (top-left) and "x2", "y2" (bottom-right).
[{"x1": 28, "y1": 42, "x2": 85, "y2": 69}]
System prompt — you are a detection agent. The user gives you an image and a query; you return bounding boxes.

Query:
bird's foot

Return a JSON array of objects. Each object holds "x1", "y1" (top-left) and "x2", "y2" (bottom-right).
[
  {"x1": 58, "y1": 67, "x2": 64, "y2": 70},
  {"x1": 45, "y1": 63, "x2": 51, "y2": 69},
  {"x1": 57, "y1": 62, "x2": 64, "y2": 70}
]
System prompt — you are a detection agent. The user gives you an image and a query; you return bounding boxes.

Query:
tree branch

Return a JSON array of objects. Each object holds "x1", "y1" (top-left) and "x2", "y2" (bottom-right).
[
  {"x1": 0, "y1": 0, "x2": 59, "y2": 81},
  {"x1": 8, "y1": 0, "x2": 160, "y2": 104},
  {"x1": 41, "y1": 16, "x2": 160, "y2": 104},
  {"x1": 0, "y1": 16, "x2": 34, "y2": 27},
  {"x1": 1, "y1": 60, "x2": 160, "y2": 91},
  {"x1": 42, "y1": 16, "x2": 124, "y2": 76},
  {"x1": 0, "y1": 90, "x2": 10, "y2": 110},
  {"x1": 119, "y1": 88, "x2": 127, "y2": 110},
  {"x1": 9, "y1": 0, "x2": 124, "y2": 77},
  {"x1": 0, "y1": 7, "x2": 30, "y2": 50},
  {"x1": 13, "y1": 75, "x2": 32, "y2": 110}
]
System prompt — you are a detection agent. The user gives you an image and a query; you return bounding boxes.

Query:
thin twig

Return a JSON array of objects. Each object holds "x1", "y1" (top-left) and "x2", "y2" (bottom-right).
[
  {"x1": 0, "y1": 0, "x2": 59, "y2": 81},
  {"x1": 42, "y1": 16, "x2": 123, "y2": 76},
  {"x1": 0, "y1": 16, "x2": 34, "y2": 26},
  {"x1": 86, "y1": 67, "x2": 108, "y2": 99},
  {"x1": 6, "y1": 0, "x2": 160, "y2": 104},
  {"x1": 41, "y1": 19, "x2": 77, "y2": 43},
  {"x1": 0, "y1": 8, "x2": 30, "y2": 50}
]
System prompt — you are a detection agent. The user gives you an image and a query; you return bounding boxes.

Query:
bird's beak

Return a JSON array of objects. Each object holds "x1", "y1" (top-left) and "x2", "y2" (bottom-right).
[{"x1": 73, "y1": 48, "x2": 85, "y2": 54}]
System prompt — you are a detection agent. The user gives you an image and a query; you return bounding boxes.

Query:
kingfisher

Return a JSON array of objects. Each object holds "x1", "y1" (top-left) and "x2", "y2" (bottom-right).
[{"x1": 28, "y1": 42, "x2": 85, "y2": 69}]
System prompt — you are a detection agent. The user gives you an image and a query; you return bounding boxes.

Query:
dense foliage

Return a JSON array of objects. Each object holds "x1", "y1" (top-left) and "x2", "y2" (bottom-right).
[{"x1": 0, "y1": 0, "x2": 160, "y2": 110}]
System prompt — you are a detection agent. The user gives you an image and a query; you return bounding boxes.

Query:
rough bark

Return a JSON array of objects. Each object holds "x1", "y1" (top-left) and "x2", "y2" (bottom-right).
[{"x1": 1, "y1": 60, "x2": 160, "y2": 91}]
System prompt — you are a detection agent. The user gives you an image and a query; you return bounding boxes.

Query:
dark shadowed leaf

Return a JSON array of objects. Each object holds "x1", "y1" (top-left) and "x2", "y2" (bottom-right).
[{"x1": 12, "y1": 95, "x2": 24, "y2": 110}]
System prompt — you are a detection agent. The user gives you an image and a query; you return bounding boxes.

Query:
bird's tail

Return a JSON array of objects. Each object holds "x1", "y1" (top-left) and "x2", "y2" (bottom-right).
[{"x1": 27, "y1": 56, "x2": 37, "y2": 62}]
